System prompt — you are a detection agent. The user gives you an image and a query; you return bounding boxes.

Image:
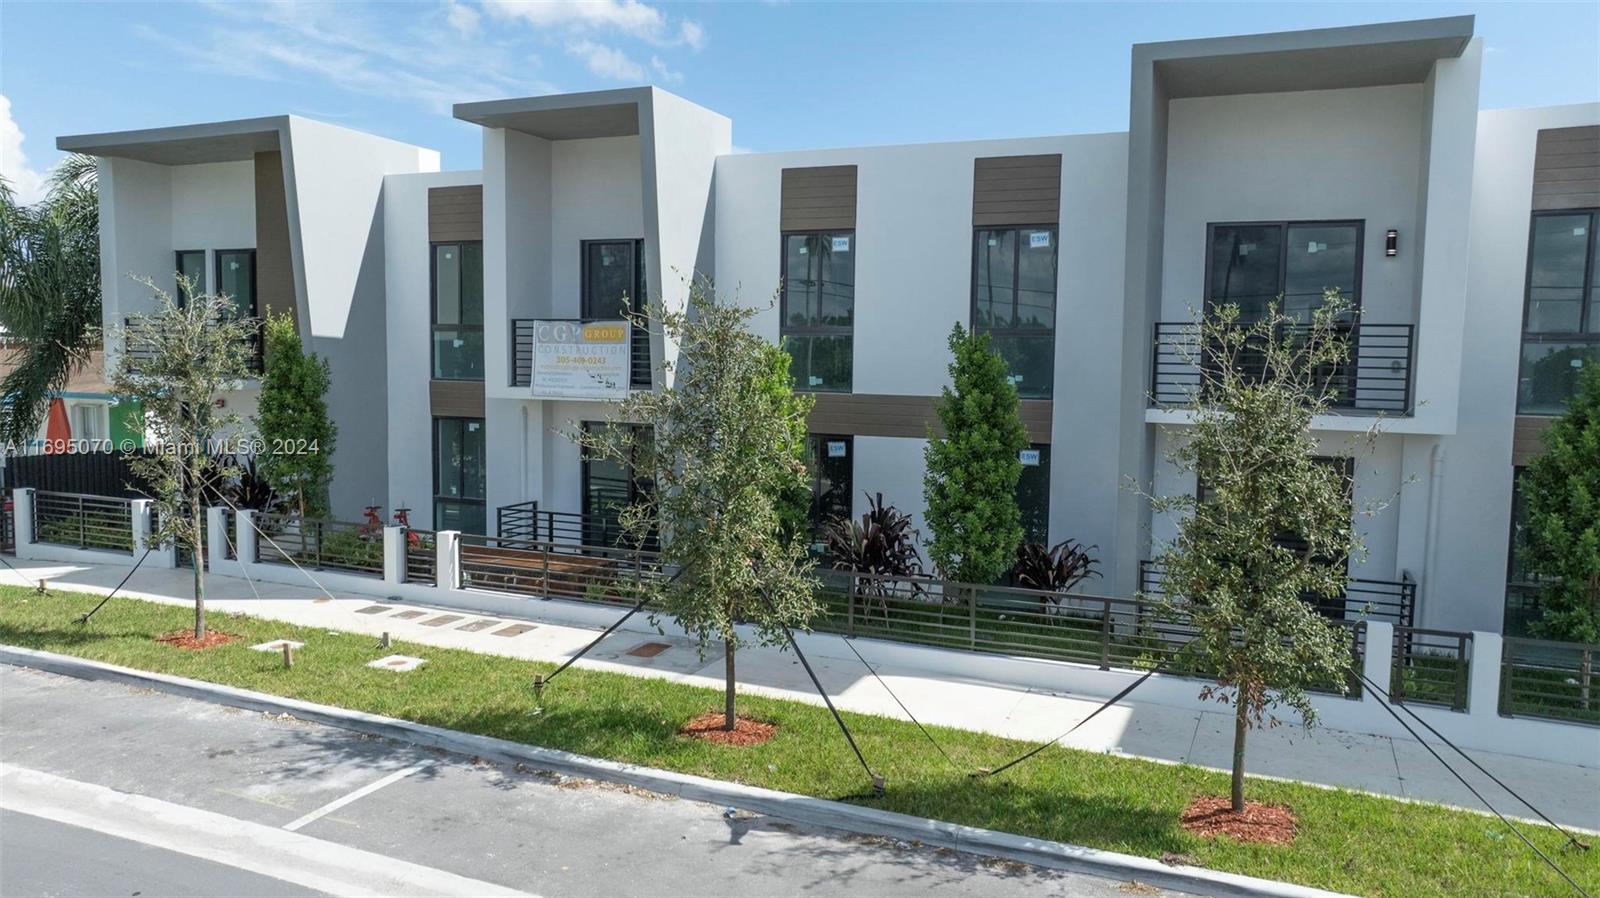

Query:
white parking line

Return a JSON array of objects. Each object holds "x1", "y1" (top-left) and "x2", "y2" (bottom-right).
[
  {"x1": 283, "y1": 761, "x2": 432, "y2": 832},
  {"x1": 0, "y1": 763, "x2": 534, "y2": 898}
]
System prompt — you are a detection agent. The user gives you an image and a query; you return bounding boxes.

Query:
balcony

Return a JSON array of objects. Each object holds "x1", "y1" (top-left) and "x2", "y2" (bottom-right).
[
  {"x1": 123, "y1": 316, "x2": 263, "y2": 376},
  {"x1": 1138, "y1": 560, "x2": 1416, "y2": 628},
  {"x1": 1150, "y1": 321, "x2": 1415, "y2": 414},
  {"x1": 511, "y1": 318, "x2": 651, "y2": 391}
]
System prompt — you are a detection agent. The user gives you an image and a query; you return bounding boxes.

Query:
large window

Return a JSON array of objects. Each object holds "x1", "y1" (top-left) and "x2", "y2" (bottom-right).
[
  {"x1": 433, "y1": 417, "x2": 486, "y2": 534},
  {"x1": 974, "y1": 227, "x2": 1057, "y2": 398},
  {"x1": 581, "y1": 422, "x2": 655, "y2": 548},
  {"x1": 781, "y1": 232, "x2": 854, "y2": 392},
  {"x1": 175, "y1": 250, "x2": 206, "y2": 304},
  {"x1": 1206, "y1": 222, "x2": 1362, "y2": 321},
  {"x1": 1519, "y1": 210, "x2": 1599, "y2": 415},
  {"x1": 805, "y1": 435, "x2": 853, "y2": 547},
  {"x1": 582, "y1": 239, "x2": 650, "y2": 389},
  {"x1": 1015, "y1": 444, "x2": 1050, "y2": 545},
  {"x1": 216, "y1": 249, "x2": 256, "y2": 318},
  {"x1": 432, "y1": 242, "x2": 484, "y2": 380}
]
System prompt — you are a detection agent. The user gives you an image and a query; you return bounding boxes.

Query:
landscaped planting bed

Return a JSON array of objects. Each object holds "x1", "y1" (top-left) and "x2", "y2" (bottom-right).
[{"x1": 1, "y1": 587, "x2": 1593, "y2": 898}]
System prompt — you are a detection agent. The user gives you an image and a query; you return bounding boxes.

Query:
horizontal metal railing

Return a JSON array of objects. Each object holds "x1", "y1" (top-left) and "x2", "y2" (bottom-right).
[
  {"x1": 1391, "y1": 627, "x2": 1472, "y2": 711},
  {"x1": 457, "y1": 534, "x2": 664, "y2": 605},
  {"x1": 1500, "y1": 636, "x2": 1600, "y2": 727},
  {"x1": 254, "y1": 514, "x2": 383, "y2": 577},
  {"x1": 1139, "y1": 560, "x2": 1415, "y2": 629},
  {"x1": 404, "y1": 528, "x2": 437, "y2": 586},
  {"x1": 1150, "y1": 320, "x2": 1415, "y2": 414},
  {"x1": 124, "y1": 316, "x2": 263, "y2": 375},
  {"x1": 510, "y1": 318, "x2": 651, "y2": 390},
  {"x1": 496, "y1": 500, "x2": 654, "y2": 552},
  {"x1": 32, "y1": 491, "x2": 133, "y2": 554}
]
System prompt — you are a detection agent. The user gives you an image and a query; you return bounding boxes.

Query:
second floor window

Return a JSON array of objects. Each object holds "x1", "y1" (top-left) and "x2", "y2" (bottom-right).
[
  {"x1": 175, "y1": 250, "x2": 206, "y2": 304},
  {"x1": 974, "y1": 227, "x2": 1056, "y2": 398},
  {"x1": 432, "y1": 242, "x2": 484, "y2": 380},
  {"x1": 1519, "y1": 210, "x2": 1598, "y2": 415},
  {"x1": 1207, "y1": 221, "x2": 1362, "y2": 322},
  {"x1": 216, "y1": 249, "x2": 256, "y2": 318},
  {"x1": 582, "y1": 239, "x2": 650, "y2": 389},
  {"x1": 782, "y1": 232, "x2": 854, "y2": 392}
]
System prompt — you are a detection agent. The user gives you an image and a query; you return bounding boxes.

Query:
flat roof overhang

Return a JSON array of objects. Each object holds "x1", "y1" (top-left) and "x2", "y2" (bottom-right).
[
  {"x1": 1140, "y1": 15, "x2": 1475, "y2": 98},
  {"x1": 453, "y1": 88, "x2": 649, "y2": 140},
  {"x1": 57, "y1": 116, "x2": 286, "y2": 165}
]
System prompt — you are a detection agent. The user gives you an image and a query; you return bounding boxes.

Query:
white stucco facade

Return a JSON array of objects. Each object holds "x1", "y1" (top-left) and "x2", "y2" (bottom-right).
[{"x1": 62, "y1": 18, "x2": 1600, "y2": 641}]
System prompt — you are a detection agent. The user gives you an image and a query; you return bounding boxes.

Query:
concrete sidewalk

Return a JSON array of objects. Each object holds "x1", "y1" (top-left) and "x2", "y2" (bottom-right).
[{"x1": 2, "y1": 556, "x2": 1596, "y2": 833}]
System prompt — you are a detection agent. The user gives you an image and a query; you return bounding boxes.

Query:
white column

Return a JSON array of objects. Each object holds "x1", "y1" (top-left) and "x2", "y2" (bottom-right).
[
  {"x1": 236, "y1": 509, "x2": 258, "y2": 566},
  {"x1": 206, "y1": 507, "x2": 230, "y2": 572},
  {"x1": 133, "y1": 500, "x2": 178, "y2": 568},
  {"x1": 12, "y1": 488, "x2": 35, "y2": 558},
  {"x1": 1467, "y1": 631, "x2": 1502, "y2": 718},
  {"x1": 1363, "y1": 621, "x2": 1395, "y2": 703},
  {"x1": 383, "y1": 525, "x2": 406, "y2": 585},
  {"x1": 435, "y1": 530, "x2": 460, "y2": 590}
]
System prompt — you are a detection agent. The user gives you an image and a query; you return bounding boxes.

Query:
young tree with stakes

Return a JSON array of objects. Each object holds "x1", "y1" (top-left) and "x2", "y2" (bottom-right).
[
  {"x1": 254, "y1": 311, "x2": 337, "y2": 519},
  {"x1": 112, "y1": 278, "x2": 258, "y2": 640},
  {"x1": 923, "y1": 324, "x2": 1029, "y2": 586},
  {"x1": 575, "y1": 281, "x2": 819, "y2": 730},
  {"x1": 1149, "y1": 292, "x2": 1370, "y2": 813},
  {"x1": 1520, "y1": 362, "x2": 1600, "y2": 707}
]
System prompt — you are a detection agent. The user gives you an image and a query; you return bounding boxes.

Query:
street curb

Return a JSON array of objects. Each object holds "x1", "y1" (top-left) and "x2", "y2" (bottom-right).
[{"x1": 1, "y1": 645, "x2": 1352, "y2": 898}]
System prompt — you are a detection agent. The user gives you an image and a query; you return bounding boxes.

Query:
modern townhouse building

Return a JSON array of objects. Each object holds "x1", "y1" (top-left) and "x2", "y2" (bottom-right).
[{"x1": 60, "y1": 15, "x2": 1598, "y2": 640}]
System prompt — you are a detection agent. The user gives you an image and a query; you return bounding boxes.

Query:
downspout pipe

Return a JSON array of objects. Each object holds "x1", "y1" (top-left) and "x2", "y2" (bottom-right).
[{"x1": 1420, "y1": 443, "x2": 1445, "y2": 629}]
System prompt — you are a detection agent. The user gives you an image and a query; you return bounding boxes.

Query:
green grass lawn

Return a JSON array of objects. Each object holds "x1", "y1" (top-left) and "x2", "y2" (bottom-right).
[{"x1": 1, "y1": 587, "x2": 1593, "y2": 898}]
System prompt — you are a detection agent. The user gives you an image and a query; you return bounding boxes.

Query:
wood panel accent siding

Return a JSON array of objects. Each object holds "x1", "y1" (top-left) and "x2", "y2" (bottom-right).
[
  {"x1": 1511, "y1": 415, "x2": 1555, "y2": 467},
  {"x1": 808, "y1": 393, "x2": 1051, "y2": 443},
  {"x1": 972, "y1": 154, "x2": 1062, "y2": 226},
  {"x1": 429, "y1": 186, "x2": 484, "y2": 243},
  {"x1": 253, "y1": 151, "x2": 295, "y2": 321},
  {"x1": 1532, "y1": 126, "x2": 1600, "y2": 212},
  {"x1": 780, "y1": 166, "x2": 857, "y2": 232},
  {"x1": 430, "y1": 379, "x2": 485, "y2": 419}
]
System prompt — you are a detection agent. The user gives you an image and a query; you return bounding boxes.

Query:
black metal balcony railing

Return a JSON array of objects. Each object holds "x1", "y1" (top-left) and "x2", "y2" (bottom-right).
[
  {"x1": 1138, "y1": 560, "x2": 1415, "y2": 629},
  {"x1": 1150, "y1": 321, "x2": 1415, "y2": 414},
  {"x1": 511, "y1": 318, "x2": 651, "y2": 391},
  {"x1": 496, "y1": 499, "x2": 657, "y2": 552},
  {"x1": 124, "y1": 317, "x2": 264, "y2": 375}
]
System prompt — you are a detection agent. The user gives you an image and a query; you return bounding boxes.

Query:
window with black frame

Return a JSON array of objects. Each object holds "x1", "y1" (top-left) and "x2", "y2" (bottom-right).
[
  {"x1": 216, "y1": 249, "x2": 257, "y2": 319},
  {"x1": 781, "y1": 232, "x2": 853, "y2": 392},
  {"x1": 1503, "y1": 469, "x2": 1547, "y2": 637},
  {"x1": 1206, "y1": 222, "x2": 1362, "y2": 322},
  {"x1": 433, "y1": 417, "x2": 486, "y2": 534},
  {"x1": 582, "y1": 239, "x2": 650, "y2": 389},
  {"x1": 175, "y1": 250, "x2": 206, "y2": 304},
  {"x1": 805, "y1": 435, "x2": 853, "y2": 546},
  {"x1": 1519, "y1": 210, "x2": 1599, "y2": 415},
  {"x1": 973, "y1": 226, "x2": 1056, "y2": 398},
  {"x1": 432, "y1": 242, "x2": 484, "y2": 380},
  {"x1": 1015, "y1": 444, "x2": 1051, "y2": 545},
  {"x1": 581, "y1": 422, "x2": 656, "y2": 549}
]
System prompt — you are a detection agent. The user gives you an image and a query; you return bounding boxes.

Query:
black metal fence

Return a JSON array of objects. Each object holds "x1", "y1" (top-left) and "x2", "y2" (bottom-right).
[
  {"x1": 497, "y1": 500, "x2": 651, "y2": 551},
  {"x1": 404, "y1": 528, "x2": 437, "y2": 586},
  {"x1": 4, "y1": 451, "x2": 147, "y2": 499},
  {"x1": 32, "y1": 491, "x2": 134, "y2": 554},
  {"x1": 458, "y1": 533, "x2": 663, "y2": 605},
  {"x1": 1500, "y1": 637, "x2": 1600, "y2": 727},
  {"x1": 1139, "y1": 560, "x2": 1415, "y2": 629},
  {"x1": 254, "y1": 514, "x2": 383, "y2": 577},
  {"x1": 1150, "y1": 321, "x2": 1415, "y2": 414},
  {"x1": 1391, "y1": 627, "x2": 1472, "y2": 711}
]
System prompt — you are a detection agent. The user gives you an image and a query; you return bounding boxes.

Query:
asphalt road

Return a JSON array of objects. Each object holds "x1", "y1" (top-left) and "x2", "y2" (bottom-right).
[{"x1": 0, "y1": 665, "x2": 1182, "y2": 898}]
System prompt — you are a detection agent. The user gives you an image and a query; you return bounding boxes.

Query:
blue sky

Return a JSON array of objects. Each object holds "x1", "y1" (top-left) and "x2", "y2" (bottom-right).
[{"x1": 3, "y1": 1, "x2": 1597, "y2": 202}]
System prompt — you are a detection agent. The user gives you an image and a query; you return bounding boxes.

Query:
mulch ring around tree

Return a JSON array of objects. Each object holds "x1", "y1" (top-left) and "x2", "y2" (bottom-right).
[
  {"x1": 155, "y1": 629, "x2": 242, "y2": 650},
  {"x1": 679, "y1": 711, "x2": 777, "y2": 747},
  {"x1": 1180, "y1": 796, "x2": 1297, "y2": 845}
]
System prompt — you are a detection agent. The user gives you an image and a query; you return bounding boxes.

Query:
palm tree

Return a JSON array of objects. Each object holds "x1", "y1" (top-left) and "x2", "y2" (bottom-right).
[{"x1": 0, "y1": 154, "x2": 102, "y2": 445}]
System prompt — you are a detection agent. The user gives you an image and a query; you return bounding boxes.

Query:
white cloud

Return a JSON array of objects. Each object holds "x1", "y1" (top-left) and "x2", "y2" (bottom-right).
[
  {"x1": 568, "y1": 39, "x2": 644, "y2": 81},
  {"x1": 444, "y1": 0, "x2": 481, "y2": 35},
  {"x1": 649, "y1": 55, "x2": 683, "y2": 84},
  {"x1": 136, "y1": 3, "x2": 555, "y2": 113},
  {"x1": 0, "y1": 95, "x2": 49, "y2": 206},
  {"x1": 485, "y1": 0, "x2": 703, "y2": 48}
]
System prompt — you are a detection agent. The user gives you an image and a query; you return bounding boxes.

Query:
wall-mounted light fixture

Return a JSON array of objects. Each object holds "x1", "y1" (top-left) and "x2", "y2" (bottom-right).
[{"x1": 1385, "y1": 229, "x2": 1399, "y2": 258}]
